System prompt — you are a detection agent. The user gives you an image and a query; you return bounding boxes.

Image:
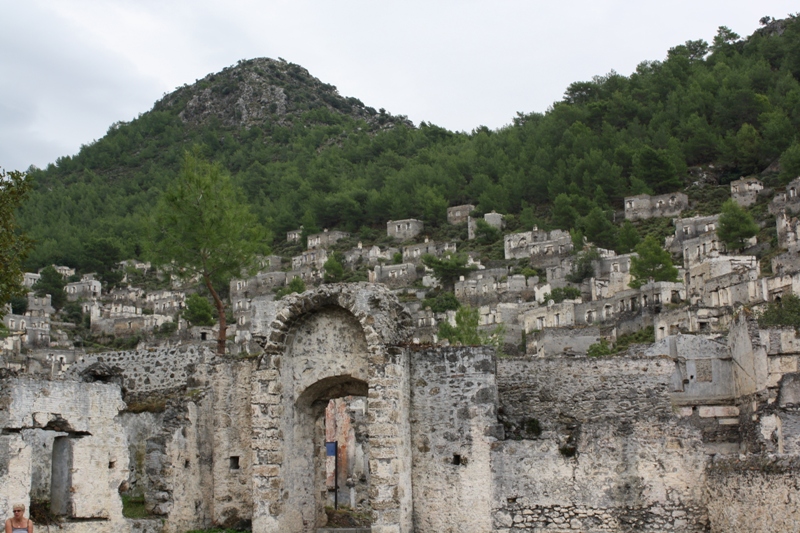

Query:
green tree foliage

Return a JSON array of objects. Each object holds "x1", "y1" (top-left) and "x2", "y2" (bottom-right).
[
  {"x1": 0, "y1": 169, "x2": 32, "y2": 318},
  {"x1": 156, "y1": 321, "x2": 178, "y2": 337},
  {"x1": 323, "y1": 253, "x2": 345, "y2": 283},
  {"x1": 81, "y1": 238, "x2": 125, "y2": 287},
  {"x1": 759, "y1": 294, "x2": 800, "y2": 330},
  {"x1": 421, "y1": 291, "x2": 461, "y2": 313},
  {"x1": 587, "y1": 338, "x2": 613, "y2": 357},
  {"x1": 183, "y1": 293, "x2": 215, "y2": 327},
  {"x1": 779, "y1": 142, "x2": 800, "y2": 183},
  {"x1": 717, "y1": 199, "x2": 759, "y2": 250},
  {"x1": 633, "y1": 146, "x2": 681, "y2": 194},
  {"x1": 439, "y1": 306, "x2": 483, "y2": 346},
  {"x1": 578, "y1": 207, "x2": 618, "y2": 249},
  {"x1": 422, "y1": 253, "x2": 474, "y2": 291},
  {"x1": 629, "y1": 236, "x2": 679, "y2": 288},
  {"x1": 276, "y1": 276, "x2": 307, "y2": 299},
  {"x1": 588, "y1": 326, "x2": 655, "y2": 357},
  {"x1": 542, "y1": 286, "x2": 581, "y2": 303},
  {"x1": 62, "y1": 301, "x2": 85, "y2": 326},
  {"x1": 13, "y1": 18, "x2": 800, "y2": 268},
  {"x1": 9, "y1": 295, "x2": 28, "y2": 315},
  {"x1": 617, "y1": 220, "x2": 641, "y2": 253},
  {"x1": 566, "y1": 247, "x2": 600, "y2": 283},
  {"x1": 32, "y1": 266, "x2": 67, "y2": 310},
  {"x1": 148, "y1": 150, "x2": 269, "y2": 354},
  {"x1": 438, "y1": 305, "x2": 505, "y2": 352},
  {"x1": 474, "y1": 218, "x2": 501, "y2": 244}
]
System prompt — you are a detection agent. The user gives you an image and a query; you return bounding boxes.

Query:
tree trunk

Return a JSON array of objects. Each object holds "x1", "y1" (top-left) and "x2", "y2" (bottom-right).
[{"x1": 204, "y1": 274, "x2": 227, "y2": 356}]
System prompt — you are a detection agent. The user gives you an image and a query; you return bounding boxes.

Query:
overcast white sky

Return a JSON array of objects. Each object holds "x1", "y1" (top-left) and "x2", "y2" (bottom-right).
[{"x1": 0, "y1": 1, "x2": 797, "y2": 172}]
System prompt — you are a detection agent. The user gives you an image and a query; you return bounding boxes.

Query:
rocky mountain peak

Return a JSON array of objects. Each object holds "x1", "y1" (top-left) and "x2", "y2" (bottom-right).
[{"x1": 154, "y1": 57, "x2": 411, "y2": 131}]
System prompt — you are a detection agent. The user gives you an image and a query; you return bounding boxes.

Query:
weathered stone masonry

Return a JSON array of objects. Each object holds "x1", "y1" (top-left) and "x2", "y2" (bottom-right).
[{"x1": 6, "y1": 286, "x2": 800, "y2": 533}]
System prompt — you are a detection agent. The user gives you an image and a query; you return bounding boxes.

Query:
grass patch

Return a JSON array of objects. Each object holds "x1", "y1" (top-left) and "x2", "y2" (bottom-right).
[
  {"x1": 122, "y1": 495, "x2": 151, "y2": 519},
  {"x1": 686, "y1": 185, "x2": 730, "y2": 216},
  {"x1": 588, "y1": 326, "x2": 655, "y2": 357},
  {"x1": 324, "y1": 505, "x2": 371, "y2": 528},
  {"x1": 631, "y1": 217, "x2": 675, "y2": 245}
]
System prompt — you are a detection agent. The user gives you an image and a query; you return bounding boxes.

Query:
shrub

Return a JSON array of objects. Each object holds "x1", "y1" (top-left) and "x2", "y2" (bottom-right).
[
  {"x1": 183, "y1": 294, "x2": 215, "y2": 327},
  {"x1": 566, "y1": 247, "x2": 600, "y2": 283},
  {"x1": 759, "y1": 294, "x2": 800, "y2": 331},
  {"x1": 276, "y1": 276, "x2": 306, "y2": 299},
  {"x1": 543, "y1": 286, "x2": 581, "y2": 303},
  {"x1": 421, "y1": 291, "x2": 460, "y2": 313}
]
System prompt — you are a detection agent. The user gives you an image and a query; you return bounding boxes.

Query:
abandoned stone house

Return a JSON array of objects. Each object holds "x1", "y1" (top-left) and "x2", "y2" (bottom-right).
[
  {"x1": 729, "y1": 176, "x2": 764, "y2": 207},
  {"x1": 23, "y1": 272, "x2": 40, "y2": 288},
  {"x1": 2, "y1": 314, "x2": 50, "y2": 348},
  {"x1": 777, "y1": 211, "x2": 800, "y2": 249},
  {"x1": 446, "y1": 204, "x2": 474, "y2": 225},
  {"x1": 686, "y1": 256, "x2": 759, "y2": 304},
  {"x1": 387, "y1": 219, "x2": 424, "y2": 241},
  {"x1": 119, "y1": 259, "x2": 151, "y2": 273},
  {"x1": 49, "y1": 265, "x2": 76, "y2": 278},
  {"x1": 257, "y1": 255, "x2": 283, "y2": 272},
  {"x1": 769, "y1": 176, "x2": 800, "y2": 215},
  {"x1": 401, "y1": 240, "x2": 456, "y2": 264},
  {"x1": 307, "y1": 229, "x2": 349, "y2": 250},
  {"x1": 504, "y1": 228, "x2": 572, "y2": 263},
  {"x1": 3, "y1": 284, "x2": 800, "y2": 532},
  {"x1": 587, "y1": 253, "x2": 634, "y2": 300},
  {"x1": 667, "y1": 215, "x2": 720, "y2": 254},
  {"x1": 455, "y1": 273, "x2": 548, "y2": 307},
  {"x1": 145, "y1": 290, "x2": 185, "y2": 314},
  {"x1": 467, "y1": 211, "x2": 505, "y2": 240},
  {"x1": 292, "y1": 249, "x2": 328, "y2": 270},
  {"x1": 681, "y1": 232, "x2": 726, "y2": 268},
  {"x1": 343, "y1": 243, "x2": 398, "y2": 267},
  {"x1": 623, "y1": 192, "x2": 688, "y2": 221},
  {"x1": 286, "y1": 228, "x2": 303, "y2": 243},
  {"x1": 772, "y1": 248, "x2": 800, "y2": 276},
  {"x1": 65, "y1": 279, "x2": 102, "y2": 301},
  {"x1": 369, "y1": 263, "x2": 418, "y2": 288}
]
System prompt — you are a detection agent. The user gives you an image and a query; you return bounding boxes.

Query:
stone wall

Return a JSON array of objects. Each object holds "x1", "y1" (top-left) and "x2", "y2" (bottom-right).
[
  {"x1": 410, "y1": 346, "x2": 498, "y2": 533},
  {"x1": 493, "y1": 355, "x2": 710, "y2": 532},
  {"x1": 251, "y1": 283, "x2": 413, "y2": 533},
  {"x1": 705, "y1": 456, "x2": 800, "y2": 532},
  {"x1": 65, "y1": 344, "x2": 215, "y2": 394},
  {"x1": 0, "y1": 378, "x2": 129, "y2": 528},
  {"x1": 624, "y1": 193, "x2": 688, "y2": 221},
  {"x1": 143, "y1": 359, "x2": 254, "y2": 532}
]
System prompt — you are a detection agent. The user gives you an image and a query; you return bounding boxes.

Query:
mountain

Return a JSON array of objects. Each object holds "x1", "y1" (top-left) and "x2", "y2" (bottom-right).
[
  {"x1": 16, "y1": 15, "x2": 800, "y2": 271},
  {"x1": 159, "y1": 57, "x2": 410, "y2": 131}
]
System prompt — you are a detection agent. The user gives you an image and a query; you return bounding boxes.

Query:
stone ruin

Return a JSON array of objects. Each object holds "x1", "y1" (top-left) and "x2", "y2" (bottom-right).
[{"x1": 2, "y1": 283, "x2": 800, "y2": 532}]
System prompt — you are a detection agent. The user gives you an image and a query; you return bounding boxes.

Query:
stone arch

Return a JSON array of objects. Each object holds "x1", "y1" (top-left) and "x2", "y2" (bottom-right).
[{"x1": 252, "y1": 284, "x2": 412, "y2": 533}]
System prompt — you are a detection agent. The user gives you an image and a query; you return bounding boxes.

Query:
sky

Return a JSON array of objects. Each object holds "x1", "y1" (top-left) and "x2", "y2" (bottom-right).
[{"x1": 0, "y1": 1, "x2": 797, "y2": 172}]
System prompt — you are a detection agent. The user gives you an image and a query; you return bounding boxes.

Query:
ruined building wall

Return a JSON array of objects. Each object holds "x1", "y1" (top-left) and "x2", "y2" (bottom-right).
[
  {"x1": 0, "y1": 378, "x2": 129, "y2": 532},
  {"x1": 493, "y1": 356, "x2": 710, "y2": 532},
  {"x1": 409, "y1": 346, "x2": 497, "y2": 533},
  {"x1": 140, "y1": 359, "x2": 254, "y2": 533},
  {"x1": 705, "y1": 455, "x2": 800, "y2": 532},
  {"x1": 251, "y1": 284, "x2": 414, "y2": 533},
  {"x1": 66, "y1": 345, "x2": 214, "y2": 394}
]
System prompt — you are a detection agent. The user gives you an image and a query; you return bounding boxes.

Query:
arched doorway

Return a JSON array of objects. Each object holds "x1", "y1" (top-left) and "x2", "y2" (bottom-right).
[{"x1": 252, "y1": 285, "x2": 413, "y2": 533}]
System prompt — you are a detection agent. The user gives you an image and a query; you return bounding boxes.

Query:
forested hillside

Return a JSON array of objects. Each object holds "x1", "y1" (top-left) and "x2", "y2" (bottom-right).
[{"x1": 17, "y1": 16, "x2": 800, "y2": 270}]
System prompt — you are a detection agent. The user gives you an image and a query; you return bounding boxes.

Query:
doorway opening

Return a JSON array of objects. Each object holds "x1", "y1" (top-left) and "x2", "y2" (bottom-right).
[{"x1": 321, "y1": 396, "x2": 371, "y2": 529}]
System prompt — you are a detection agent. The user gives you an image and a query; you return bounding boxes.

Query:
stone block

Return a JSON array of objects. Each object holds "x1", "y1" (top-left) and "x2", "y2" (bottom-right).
[{"x1": 698, "y1": 405, "x2": 739, "y2": 418}]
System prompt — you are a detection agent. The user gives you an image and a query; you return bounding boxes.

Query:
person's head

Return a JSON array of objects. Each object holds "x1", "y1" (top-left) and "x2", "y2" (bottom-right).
[{"x1": 12, "y1": 504, "x2": 24, "y2": 516}]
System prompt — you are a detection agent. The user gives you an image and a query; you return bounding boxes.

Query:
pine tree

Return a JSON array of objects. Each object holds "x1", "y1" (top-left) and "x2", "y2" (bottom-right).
[{"x1": 717, "y1": 199, "x2": 759, "y2": 251}]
